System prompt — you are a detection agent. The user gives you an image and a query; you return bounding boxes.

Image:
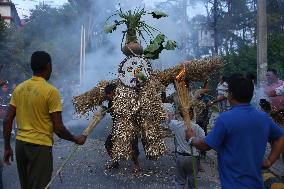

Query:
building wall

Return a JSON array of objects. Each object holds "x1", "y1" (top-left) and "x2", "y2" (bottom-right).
[
  {"x1": 0, "y1": 1, "x2": 21, "y2": 27},
  {"x1": 0, "y1": 4, "x2": 11, "y2": 24}
]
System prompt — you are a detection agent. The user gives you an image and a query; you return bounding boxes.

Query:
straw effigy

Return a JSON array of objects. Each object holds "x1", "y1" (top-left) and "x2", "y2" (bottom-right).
[
  {"x1": 153, "y1": 57, "x2": 222, "y2": 86},
  {"x1": 73, "y1": 57, "x2": 223, "y2": 117},
  {"x1": 72, "y1": 57, "x2": 223, "y2": 161},
  {"x1": 73, "y1": 79, "x2": 118, "y2": 117}
]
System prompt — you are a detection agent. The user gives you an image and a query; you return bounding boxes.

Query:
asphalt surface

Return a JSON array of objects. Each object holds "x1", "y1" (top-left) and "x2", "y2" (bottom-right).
[
  {"x1": 2, "y1": 115, "x2": 221, "y2": 189},
  {"x1": 2, "y1": 113, "x2": 283, "y2": 189}
]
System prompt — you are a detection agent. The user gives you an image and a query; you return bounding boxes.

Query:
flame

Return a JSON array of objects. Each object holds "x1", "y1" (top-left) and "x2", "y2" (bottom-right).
[{"x1": 175, "y1": 66, "x2": 186, "y2": 81}]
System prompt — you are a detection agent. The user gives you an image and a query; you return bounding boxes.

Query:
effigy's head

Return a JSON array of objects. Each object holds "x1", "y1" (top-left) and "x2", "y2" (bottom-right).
[{"x1": 118, "y1": 56, "x2": 152, "y2": 88}]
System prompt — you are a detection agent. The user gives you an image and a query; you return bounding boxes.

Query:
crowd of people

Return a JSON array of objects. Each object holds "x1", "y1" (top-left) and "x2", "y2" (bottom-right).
[{"x1": 1, "y1": 51, "x2": 284, "y2": 189}]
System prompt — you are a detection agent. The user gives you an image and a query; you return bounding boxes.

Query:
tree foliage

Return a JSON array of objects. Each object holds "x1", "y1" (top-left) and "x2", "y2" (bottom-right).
[{"x1": 157, "y1": 0, "x2": 284, "y2": 78}]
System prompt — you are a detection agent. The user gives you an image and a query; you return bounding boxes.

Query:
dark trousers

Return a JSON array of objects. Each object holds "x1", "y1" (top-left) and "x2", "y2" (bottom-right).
[
  {"x1": 16, "y1": 140, "x2": 53, "y2": 189},
  {"x1": 175, "y1": 154, "x2": 198, "y2": 189}
]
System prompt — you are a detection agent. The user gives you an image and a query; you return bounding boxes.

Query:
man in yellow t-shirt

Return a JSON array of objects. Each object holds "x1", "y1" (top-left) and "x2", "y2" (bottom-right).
[{"x1": 3, "y1": 51, "x2": 87, "y2": 189}]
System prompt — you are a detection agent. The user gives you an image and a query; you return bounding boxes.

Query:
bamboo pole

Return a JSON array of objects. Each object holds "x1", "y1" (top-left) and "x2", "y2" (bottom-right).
[
  {"x1": 80, "y1": 25, "x2": 83, "y2": 87},
  {"x1": 174, "y1": 68, "x2": 198, "y2": 189},
  {"x1": 174, "y1": 80, "x2": 191, "y2": 129},
  {"x1": 83, "y1": 27, "x2": 86, "y2": 85},
  {"x1": 44, "y1": 109, "x2": 107, "y2": 189}
]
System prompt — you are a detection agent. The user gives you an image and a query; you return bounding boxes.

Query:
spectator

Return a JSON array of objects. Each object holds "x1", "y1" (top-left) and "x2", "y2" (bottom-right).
[
  {"x1": 195, "y1": 81, "x2": 211, "y2": 136},
  {"x1": 186, "y1": 75, "x2": 284, "y2": 189},
  {"x1": 167, "y1": 107, "x2": 205, "y2": 189},
  {"x1": 195, "y1": 81, "x2": 212, "y2": 159},
  {"x1": 3, "y1": 51, "x2": 87, "y2": 189},
  {"x1": 275, "y1": 84, "x2": 284, "y2": 96},
  {"x1": 270, "y1": 83, "x2": 284, "y2": 97},
  {"x1": 208, "y1": 76, "x2": 228, "y2": 112},
  {"x1": 246, "y1": 73, "x2": 258, "y2": 107},
  {"x1": 0, "y1": 82, "x2": 11, "y2": 119},
  {"x1": 265, "y1": 69, "x2": 284, "y2": 110}
]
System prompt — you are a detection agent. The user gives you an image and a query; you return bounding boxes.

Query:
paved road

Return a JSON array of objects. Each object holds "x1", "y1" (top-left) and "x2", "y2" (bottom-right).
[
  {"x1": 2, "y1": 114, "x2": 283, "y2": 189},
  {"x1": 2, "y1": 116, "x2": 221, "y2": 189}
]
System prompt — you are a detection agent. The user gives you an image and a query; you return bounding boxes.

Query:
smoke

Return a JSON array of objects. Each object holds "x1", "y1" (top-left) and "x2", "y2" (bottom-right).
[
  {"x1": 81, "y1": 0, "x2": 187, "y2": 92},
  {"x1": 21, "y1": 0, "x2": 206, "y2": 136}
]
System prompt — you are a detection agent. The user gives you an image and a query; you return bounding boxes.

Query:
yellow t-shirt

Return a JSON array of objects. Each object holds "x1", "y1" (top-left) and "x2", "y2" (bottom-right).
[{"x1": 10, "y1": 76, "x2": 62, "y2": 146}]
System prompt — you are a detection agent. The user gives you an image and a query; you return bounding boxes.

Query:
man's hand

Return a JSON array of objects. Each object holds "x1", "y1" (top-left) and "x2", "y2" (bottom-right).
[
  {"x1": 262, "y1": 158, "x2": 271, "y2": 169},
  {"x1": 166, "y1": 112, "x2": 174, "y2": 121},
  {"x1": 185, "y1": 128, "x2": 195, "y2": 141},
  {"x1": 74, "y1": 135, "x2": 87, "y2": 145},
  {"x1": 3, "y1": 146, "x2": 13, "y2": 165},
  {"x1": 208, "y1": 101, "x2": 214, "y2": 107}
]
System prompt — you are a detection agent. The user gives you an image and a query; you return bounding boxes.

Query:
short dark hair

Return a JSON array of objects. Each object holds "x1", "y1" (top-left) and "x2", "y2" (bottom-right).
[
  {"x1": 246, "y1": 73, "x2": 256, "y2": 81},
  {"x1": 104, "y1": 84, "x2": 116, "y2": 94},
  {"x1": 267, "y1": 68, "x2": 277, "y2": 76},
  {"x1": 246, "y1": 73, "x2": 256, "y2": 84},
  {"x1": 228, "y1": 75, "x2": 254, "y2": 103},
  {"x1": 259, "y1": 99, "x2": 271, "y2": 113},
  {"x1": 31, "y1": 51, "x2": 51, "y2": 74},
  {"x1": 221, "y1": 76, "x2": 227, "y2": 82}
]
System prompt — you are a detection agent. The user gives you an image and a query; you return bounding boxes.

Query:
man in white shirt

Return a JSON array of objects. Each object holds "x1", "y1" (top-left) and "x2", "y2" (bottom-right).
[
  {"x1": 166, "y1": 108, "x2": 205, "y2": 189},
  {"x1": 275, "y1": 84, "x2": 284, "y2": 96},
  {"x1": 216, "y1": 76, "x2": 228, "y2": 112}
]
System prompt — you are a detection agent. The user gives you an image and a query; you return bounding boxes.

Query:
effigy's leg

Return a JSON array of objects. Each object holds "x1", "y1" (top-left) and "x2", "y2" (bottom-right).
[
  {"x1": 140, "y1": 118, "x2": 166, "y2": 159},
  {"x1": 111, "y1": 116, "x2": 136, "y2": 161},
  {"x1": 139, "y1": 79, "x2": 166, "y2": 159},
  {"x1": 111, "y1": 83, "x2": 139, "y2": 161}
]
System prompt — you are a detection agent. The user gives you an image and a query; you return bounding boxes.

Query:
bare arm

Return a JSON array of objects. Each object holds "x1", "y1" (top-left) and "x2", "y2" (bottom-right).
[
  {"x1": 191, "y1": 137, "x2": 211, "y2": 151},
  {"x1": 50, "y1": 112, "x2": 86, "y2": 144},
  {"x1": 209, "y1": 95, "x2": 226, "y2": 106},
  {"x1": 3, "y1": 105, "x2": 16, "y2": 164},
  {"x1": 185, "y1": 128, "x2": 211, "y2": 151},
  {"x1": 3, "y1": 105, "x2": 15, "y2": 148},
  {"x1": 263, "y1": 136, "x2": 284, "y2": 168}
]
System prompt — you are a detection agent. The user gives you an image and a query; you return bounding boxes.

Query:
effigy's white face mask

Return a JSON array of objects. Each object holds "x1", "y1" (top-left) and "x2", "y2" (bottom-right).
[{"x1": 118, "y1": 56, "x2": 152, "y2": 88}]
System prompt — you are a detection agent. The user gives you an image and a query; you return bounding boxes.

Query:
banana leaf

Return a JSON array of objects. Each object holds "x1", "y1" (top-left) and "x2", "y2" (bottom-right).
[
  {"x1": 104, "y1": 23, "x2": 118, "y2": 33},
  {"x1": 150, "y1": 11, "x2": 168, "y2": 19},
  {"x1": 144, "y1": 34, "x2": 165, "y2": 53},
  {"x1": 144, "y1": 34, "x2": 170, "y2": 60},
  {"x1": 164, "y1": 40, "x2": 177, "y2": 50},
  {"x1": 144, "y1": 52, "x2": 159, "y2": 59}
]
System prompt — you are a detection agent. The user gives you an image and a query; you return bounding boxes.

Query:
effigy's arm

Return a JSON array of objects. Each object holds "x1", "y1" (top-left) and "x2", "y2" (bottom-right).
[
  {"x1": 153, "y1": 57, "x2": 223, "y2": 86},
  {"x1": 73, "y1": 80, "x2": 118, "y2": 116}
]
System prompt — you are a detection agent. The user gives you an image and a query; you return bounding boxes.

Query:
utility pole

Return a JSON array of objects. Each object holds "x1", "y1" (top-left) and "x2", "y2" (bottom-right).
[
  {"x1": 257, "y1": 0, "x2": 267, "y2": 87},
  {"x1": 213, "y1": 0, "x2": 218, "y2": 55},
  {"x1": 180, "y1": 0, "x2": 189, "y2": 58}
]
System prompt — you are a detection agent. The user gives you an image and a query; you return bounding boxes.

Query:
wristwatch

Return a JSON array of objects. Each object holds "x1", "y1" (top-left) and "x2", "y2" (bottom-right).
[{"x1": 188, "y1": 137, "x2": 195, "y2": 146}]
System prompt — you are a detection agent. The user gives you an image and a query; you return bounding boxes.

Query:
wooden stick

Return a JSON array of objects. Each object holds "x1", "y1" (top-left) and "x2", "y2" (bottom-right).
[
  {"x1": 83, "y1": 110, "x2": 106, "y2": 136},
  {"x1": 44, "y1": 109, "x2": 107, "y2": 189}
]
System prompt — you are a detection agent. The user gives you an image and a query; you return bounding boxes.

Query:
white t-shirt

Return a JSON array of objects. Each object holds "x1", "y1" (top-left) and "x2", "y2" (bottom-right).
[
  {"x1": 216, "y1": 82, "x2": 228, "y2": 96},
  {"x1": 169, "y1": 120, "x2": 205, "y2": 156},
  {"x1": 275, "y1": 84, "x2": 284, "y2": 96}
]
